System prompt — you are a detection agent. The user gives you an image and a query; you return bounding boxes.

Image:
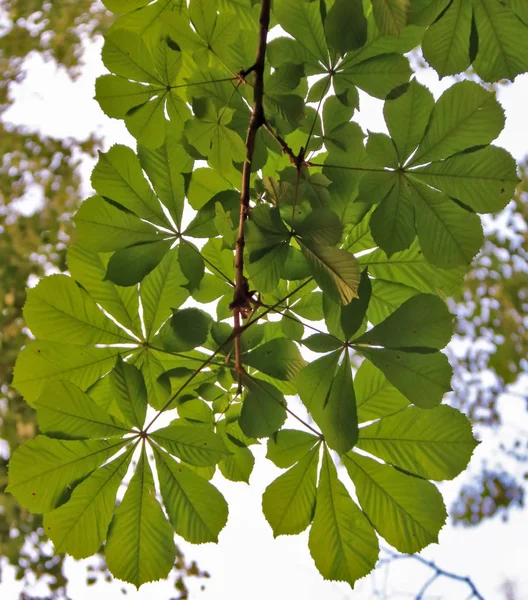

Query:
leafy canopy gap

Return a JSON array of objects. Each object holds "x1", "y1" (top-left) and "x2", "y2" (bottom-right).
[{"x1": 8, "y1": 0, "x2": 523, "y2": 590}]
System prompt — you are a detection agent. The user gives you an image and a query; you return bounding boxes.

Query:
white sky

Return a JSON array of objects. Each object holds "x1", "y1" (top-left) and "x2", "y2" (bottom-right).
[{"x1": 3, "y1": 33, "x2": 528, "y2": 600}]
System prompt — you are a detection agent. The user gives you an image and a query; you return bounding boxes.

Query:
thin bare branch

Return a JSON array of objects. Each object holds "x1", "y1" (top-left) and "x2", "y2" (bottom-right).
[{"x1": 379, "y1": 548, "x2": 486, "y2": 600}]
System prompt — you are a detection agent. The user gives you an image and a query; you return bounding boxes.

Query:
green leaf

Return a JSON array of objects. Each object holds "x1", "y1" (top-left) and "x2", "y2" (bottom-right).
[
  {"x1": 471, "y1": 0, "x2": 528, "y2": 81},
  {"x1": 137, "y1": 350, "x2": 171, "y2": 410},
  {"x1": 102, "y1": 29, "x2": 161, "y2": 85},
  {"x1": 384, "y1": 80, "x2": 435, "y2": 165},
  {"x1": 355, "y1": 360, "x2": 409, "y2": 422},
  {"x1": 372, "y1": 0, "x2": 410, "y2": 36},
  {"x1": 125, "y1": 95, "x2": 166, "y2": 149},
  {"x1": 158, "y1": 307, "x2": 211, "y2": 352},
  {"x1": 239, "y1": 377, "x2": 287, "y2": 439},
  {"x1": 365, "y1": 132, "x2": 399, "y2": 169},
  {"x1": 323, "y1": 95, "x2": 356, "y2": 136},
  {"x1": 302, "y1": 333, "x2": 342, "y2": 353},
  {"x1": 23, "y1": 275, "x2": 131, "y2": 345},
  {"x1": 422, "y1": 0, "x2": 472, "y2": 77},
  {"x1": 301, "y1": 242, "x2": 361, "y2": 305},
  {"x1": 358, "y1": 170, "x2": 396, "y2": 207},
  {"x1": 140, "y1": 249, "x2": 189, "y2": 340},
  {"x1": 266, "y1": 430, "x2": 320, "y2": 468},
  {"x1": 343, "y1": 452, "x2": 447, "y2": 553},
  {"x1": 357, "y1": 405, "x2": 479, "y2": 480},
  {"x1": 308, "y1": 449, "x2": 378, "y2": 586},
  {"x1": 35, "y1": 381, "x2": 129, "y2": 440},
  {"x1": 355, "y1": 293, "x2": 453, "y2": 350},
  {"x1": 295, "y1": 208, "x2": 343, "y2": 246},
  {"x1": 410, "y1": 180, "x2": 484, "y2": 268},
  {"x1": 155, "y1": 448, "x2": 228, "y2": 543},
  {"x1": 155, "y1": 36, "x2": 184, "y2": 86},
  {"x1": 340, "y1": 268, "x2": 371, "y2": 340},
  {"x1": 102, "y1": 0, "x2": 150, "y2": 14},
  {"x1": 13, "y1": 341, "x2": 125, "y2": 405},
  {"x1": 511, "y1": 0, "x2": 528, "y2": 24},
  {"x1": 245, "y1": 205, "x2": 290, "y2": 291},
  {"x1": 108, "y1": 359, "x2": 148, "y2": 430},
  {"x1": 186, "y1": 167, "x2": 232, "y2": 211},
  {"x1": 218, "y1": 438, "x2": 255, "y2": 483},
  {"x1": 368, "y1": 278, "x2": 419, "y2": 325},
  {"x1": 274, "y1": 0, "x2": 329, "y2": 67},
  {"x1": 360, "y1": 348, "x2": 452, "y2": 408},
  {"x1": 95, "y1": 75, "x2": 158, "y2": 119},
  {"x1": 409, "y1": 0, "x2": 450, "y2": 26},
  {"x1": 178, "y1": 399, "x2": 214, "y2": 424},
  {"x1": 43, "y1": 446, "x2": 134, "y2": 558},
  {"x1": 362, "y1": 240, "x2": 466, "y2": 296},
  {"x1": 6, "y1": 436, "x2": 127, "y2": 513},
  {"x1": 322, "y1": 294, "x2": 350, "y2": 343},
  {"x1": 106, "y1": 448, "x2": 176, "y2": 588},
  {"x1": 335, "y1": 54, "x2": 412, "y2": 100},
  {"x1": 246, "y1": 242, "x2": 289, "y2": 292},
  {"x1": 185, "y1": 190, "x2": 239, "y2": 238},
  {"x1": 409, "y1": 81, "x2": 505, "y2": 166},
  {"x1": 242, "y1": 339, "x2": 306, "y2": 381},
  {"x1": 138, "y1": 128, "x2": 190, "y2": 230},
  {"x1": 178, "y1": 240, "x2": 205, "y2": 292},
  {"x1": 105, "y1": 240, "x2": 173, "y2": 287},
  {"x1": 151, "y1": 423, "x2": 231, "y2": 466},
  {"x1": 296, "y1": 351, "x2": 340, "y2": 412},
  {"x1": 262, "y1": 446, "x2": 319, "y2": 536},
  {"x1": 325, "y1": 0, "x2": 367, "y2": 54},
  {"x1": 91, "y1": 145, "x2": 168, "y2": 227},
  {"x1": 411, "y1": 145, "x2": 519, "y2": 213},
  {"x1": 291, "y1": 290, "x2": 324, "y2": 321},
  {"x1": 280, "y1": 312, "x2": 304, "y2": 341},
  {"x1": 74, "y1": 195, "x2": 162, "y2": 252},
  {"x1": 370, "y1": 176, "x2": 415, "y2": 256},
  {"x1": 111, "y1": 1, "x2": 188, "y2": 57},
  {"x1": 311, "y1": 351, "x2": 358, "y2": 455},
  {"x1": 67, "y1": 244, "x2": 142, "y2": 336}
]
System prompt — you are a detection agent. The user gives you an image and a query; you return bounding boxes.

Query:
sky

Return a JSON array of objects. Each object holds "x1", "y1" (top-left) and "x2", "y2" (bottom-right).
[{"x1": 3, "y1": 29, "x2": 528, "y2": 600}]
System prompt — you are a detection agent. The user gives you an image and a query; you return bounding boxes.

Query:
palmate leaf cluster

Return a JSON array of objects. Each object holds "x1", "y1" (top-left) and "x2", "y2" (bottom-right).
[{"x1": 7, "y1": 0, "x2": 524, "y2": 591}]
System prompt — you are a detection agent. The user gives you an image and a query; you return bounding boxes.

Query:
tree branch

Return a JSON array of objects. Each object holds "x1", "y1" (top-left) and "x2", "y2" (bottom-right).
[
  {"x1": 378, "y1": 548, "x2": 486, "y2": 600},
  {"x1": 231, "y1": 0, "x2": 272, "y2": 391}
]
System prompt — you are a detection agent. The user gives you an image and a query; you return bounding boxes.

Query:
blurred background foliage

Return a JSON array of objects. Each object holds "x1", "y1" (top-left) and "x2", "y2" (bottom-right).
[{"x1": 0, "y1": 0, "x2": 526, "y2": 598}]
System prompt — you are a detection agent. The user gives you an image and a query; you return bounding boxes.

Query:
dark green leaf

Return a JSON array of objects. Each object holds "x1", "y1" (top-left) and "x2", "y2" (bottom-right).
[
  {"x1": 243, "y1": 338, "x2": 306, "y2": 381},
  {"x1": 105, "y1": 239, "x2": 173, "y2": 287},
  {"x1": 239, "y1": 377, "x2": 287, "y2": 438},
  {"x1": 325, "y1": 0, "x2": 367, "y2": 54},
  {"x1": 355, "y1": 293, "x2": 453, "y2": 350}
]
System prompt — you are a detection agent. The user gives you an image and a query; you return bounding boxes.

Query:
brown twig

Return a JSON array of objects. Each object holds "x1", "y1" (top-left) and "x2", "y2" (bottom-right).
[
  {"x1": 231, "y1": 0, "x2": 272, "y2": 392},
  {"x1": 263, "y1": 123, "x2": 298, "y2": 164}
]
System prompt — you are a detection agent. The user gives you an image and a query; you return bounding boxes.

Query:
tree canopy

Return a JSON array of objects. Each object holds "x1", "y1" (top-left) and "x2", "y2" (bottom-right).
[{"x1": 3, "y1": 0, "x2": 528, "y2": 594}]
